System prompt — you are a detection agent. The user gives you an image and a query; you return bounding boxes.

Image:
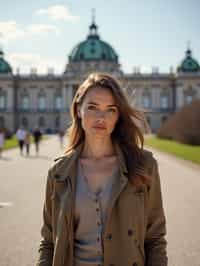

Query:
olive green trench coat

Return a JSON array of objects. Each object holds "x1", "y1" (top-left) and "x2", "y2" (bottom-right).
[{"x1": 37, "y1": 143, "x2": 168, "y2": 266}]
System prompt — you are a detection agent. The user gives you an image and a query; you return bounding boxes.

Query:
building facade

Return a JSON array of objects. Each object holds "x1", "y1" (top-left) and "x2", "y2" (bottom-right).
[{"x1": 0, "y1": 19, "x2": 200, "y2": 133}]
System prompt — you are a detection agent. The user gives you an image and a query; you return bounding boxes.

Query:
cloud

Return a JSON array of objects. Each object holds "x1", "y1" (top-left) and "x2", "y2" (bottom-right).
[
  {"x1": 8, "y1": 52, "x2": 64, "y2": 74},
  {"x1": 0, "y1": 21, "x2": 25, "y2": 42},
  {"x1": 0, "y1": 20, "x2": 60, "y2": 43},
  {"x1": 35, "y1": 5, "x2": 79, "y2": 22},
  {"x1": 28, "y1": 24, "x2": 60, "y2": 35}
]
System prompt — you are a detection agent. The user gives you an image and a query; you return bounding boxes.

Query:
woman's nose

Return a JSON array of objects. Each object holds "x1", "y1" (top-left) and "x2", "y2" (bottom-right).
[{"x1": 96, "y1": 110, "x2": 106, "y2": 119}]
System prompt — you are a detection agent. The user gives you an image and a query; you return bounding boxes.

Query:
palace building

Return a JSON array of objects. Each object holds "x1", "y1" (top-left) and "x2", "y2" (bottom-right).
[{"x1": 0, "y1": 17, "x2": 200, "y2": 133}]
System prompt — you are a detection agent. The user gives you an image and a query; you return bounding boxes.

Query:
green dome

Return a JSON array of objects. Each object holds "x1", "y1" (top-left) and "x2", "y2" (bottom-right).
[
  {"x1": 68, "y1": 21, "x2": 118, "y2": 63},
  {"x1": 0, "y1": 50, "x2": 12, "y2": 74},
  {"x1": 178, "y1": 49, "x2": 200, "y2": 73}
]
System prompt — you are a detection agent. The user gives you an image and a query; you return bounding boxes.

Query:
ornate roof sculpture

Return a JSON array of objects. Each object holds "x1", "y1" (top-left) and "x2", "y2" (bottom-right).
[
  {"x1": 0, "y1": 48, "x2": 12, "y2": 74},
  {"x1": 65, "y1": 10, "x2": 121, "y2": 76},
  {"x1": 178, "y1": 47, "x2": 200, "y2": 73}
]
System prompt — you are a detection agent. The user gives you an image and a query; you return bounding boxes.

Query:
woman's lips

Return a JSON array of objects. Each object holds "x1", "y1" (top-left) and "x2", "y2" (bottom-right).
[{"x1": 93, "y1": 125, "x2": 106, "y2": 130}]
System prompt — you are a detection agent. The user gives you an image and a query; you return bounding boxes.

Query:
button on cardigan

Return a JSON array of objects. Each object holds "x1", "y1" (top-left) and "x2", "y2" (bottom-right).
[{"x1": 74, "y1": 160, "x2": 119, "y2": 266}]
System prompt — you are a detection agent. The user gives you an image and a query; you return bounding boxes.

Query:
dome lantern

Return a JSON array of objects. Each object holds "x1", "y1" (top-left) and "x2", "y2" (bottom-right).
[
  {"x1": 67, "y1": 11, "x2": 119, "y2": 64},
  {"x1": 177, "y1": 45, "x2": 200, "y2": 73},
  {"x1": 88, "y1": 8, "x2": 99, "y2": 38}
]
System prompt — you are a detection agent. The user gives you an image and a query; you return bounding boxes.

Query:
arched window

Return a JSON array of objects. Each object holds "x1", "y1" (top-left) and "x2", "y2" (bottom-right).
[
  {"x1": 21, "y1": 95, "x2": 30, "y2": 111},
  {"x1": 38, "y1": 116, "x2": 45, "y2": 127},
  {"x1": 184, "y1": 86, "x2": 196, "y2": 105},
  {"x1": 38, "y1": 94, "x2": 46, "y2": 111},
  {"x1": 142, "y1": 89, "x2": 151, "y2": 108},
  {"x1": 21, "y1": 117, "x2": 28, "y2": 128},
  {"x1": 160, "y1": 89, "x2": 169, "y2": 109},
  {"x1": 185, "y1": 95, "x2": 193, "y2": 104},
  {"x1": 0, "y1": 93, "x2": 6, "y2": 110},
  {"x1": 55, "y1": 95, "x2": 62, "y2": 111}
]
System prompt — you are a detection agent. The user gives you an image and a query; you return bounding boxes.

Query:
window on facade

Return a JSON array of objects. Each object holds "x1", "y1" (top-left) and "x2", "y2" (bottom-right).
[
  {"x1": 185, "y1": 95, "x2": 193, "y2": 104},
  {"x1": 38, "y1": 95, "x2": 46, "y2": 111},
  {"x1": 39, "y1": 116, "x2": 45, "y2": 127},
  {"x1": 102, "y1": 53, "x2": 106, "y2": 60},
  {"x1": 0, "y1": 116, "x2": 5, "y2": 128},
  {"x1": 22, "y1": 95, "x2": 30, "y2": 110},
  {"x1": 21, "y1": 117, "x2": 28, "y2": 128},
  {"x1": 146, "y1": 116, "x2": 151, "y2": 127},
  {"x1": 55, "y1": 116, "x2": 60, "y2": 129},
  {"x1": 55, "y1": 96, "x2": 62, "y2": 111},
  {"x1": 160, "y1": 95, "x2": 169, "y2": 109},
  {"x1": 0, "y1": 94, "x2": 6, "y2": 109},
  {"x1": 142, "y1": 95, "x2": 151, "y2": 108},
  {"x1": 72, "y1": 85, "x2": 78, "y2": 98},
  {"x1": 80, "y1": 53, "x2": 84, "y2": 60},
  {"x1": 162, "y1": 116, "x2": 167, "y2": 123}
]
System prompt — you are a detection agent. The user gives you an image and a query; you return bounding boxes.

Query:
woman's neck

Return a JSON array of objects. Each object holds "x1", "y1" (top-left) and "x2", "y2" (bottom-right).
[{"x1": 81, "y1": 137, "x2": 115, "y2": 160}]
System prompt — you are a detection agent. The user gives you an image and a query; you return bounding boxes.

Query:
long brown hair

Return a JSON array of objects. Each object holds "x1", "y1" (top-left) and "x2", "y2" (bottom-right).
[{"x1": 66, "y1": 72, "x2": 151, "y2": 186}]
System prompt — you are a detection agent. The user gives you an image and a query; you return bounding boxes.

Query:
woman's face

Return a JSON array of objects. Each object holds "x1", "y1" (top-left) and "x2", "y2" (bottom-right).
[{"x1": 77, "y1": 86, "x2": 119, "y2": 139}]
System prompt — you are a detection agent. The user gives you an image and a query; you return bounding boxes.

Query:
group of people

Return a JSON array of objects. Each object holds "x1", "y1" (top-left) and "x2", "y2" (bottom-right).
[
  {"x1": 15, "y1": 127, "x2": 42, "y2": 156},
  {"x1": 0, "y1": 127, "x2": 66, "y2": 159}
]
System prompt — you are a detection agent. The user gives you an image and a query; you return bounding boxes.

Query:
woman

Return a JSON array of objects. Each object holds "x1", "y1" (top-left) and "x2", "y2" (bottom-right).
[
  {"x1": 0, "y1": 127, "x2": 5, "y2": 158},
  {"x1": 25, "y1": 131, "x2": 31, "y2": 156},
  {"x1": 37, "y1": 73, "x2": 168, "y2": 266}
]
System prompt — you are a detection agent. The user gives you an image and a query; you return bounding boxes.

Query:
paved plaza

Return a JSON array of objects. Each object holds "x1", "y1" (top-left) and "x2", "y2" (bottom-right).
[{"x1": 0, "y1": 136, "x2": 200, "y2": 266}]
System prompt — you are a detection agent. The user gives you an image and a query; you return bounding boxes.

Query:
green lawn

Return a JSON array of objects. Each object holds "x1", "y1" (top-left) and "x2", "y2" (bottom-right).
[
  {"x1": 4, "y1": 135, "x2": 48, "y2": 150},
  {"x1": 4, "y1": 137, "x2": 19, "y2": 150},
  {"x1": 144, "y1": 135, "x2": 200, "y2": 165}
]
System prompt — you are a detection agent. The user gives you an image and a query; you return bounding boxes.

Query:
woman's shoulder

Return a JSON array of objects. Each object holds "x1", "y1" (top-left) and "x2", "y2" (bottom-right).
[
  {"x1": 47, "y1": 149, "x2": 76, "y2": 180},
  {"x1": 140, "y1": 148, "x2": 158, "y2": 177},
  {"x1": 141, "y1": 148, "x2": 156, "y2": 164}
]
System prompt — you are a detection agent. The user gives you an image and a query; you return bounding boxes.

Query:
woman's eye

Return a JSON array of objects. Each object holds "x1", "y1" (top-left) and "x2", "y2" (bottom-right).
[
  {"x1": 108, "y1": 108, "x2": 116, "y2": 113},
  {"x1": 88, "y1": 105, "x2": 96, "y2": 110}
]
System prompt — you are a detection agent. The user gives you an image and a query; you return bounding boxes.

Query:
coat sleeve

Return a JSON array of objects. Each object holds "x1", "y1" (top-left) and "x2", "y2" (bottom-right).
[
  {"x1": 36, "y1": 170, "x2": 54, "y2": 266},
  {"x1": 144, "y1": 158, "x2": 168, "y2": 266}
]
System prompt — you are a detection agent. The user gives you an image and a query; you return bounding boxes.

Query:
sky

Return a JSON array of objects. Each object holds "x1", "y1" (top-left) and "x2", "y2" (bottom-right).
[{"x1": 0, "y1": 0, "x2": 200, "y2": 74}]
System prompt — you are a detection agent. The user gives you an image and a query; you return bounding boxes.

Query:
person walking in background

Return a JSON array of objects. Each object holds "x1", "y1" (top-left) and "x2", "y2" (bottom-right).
[
  {"x1": 16, "y1": 127, "x2": 26, "y2": 156},
  {"x1": 0, "y1": 128, "x2": 5, "y2": 158},
  {"x1": 58, "y1": 129, "x2": 65, "y2": 149},
  {"x1": 37, "y1": 73, "x2": 167, "y2": 266},
  {"x1": 33, "y1": 127, "x2": 42, "y2": 156},
  {"x1": 24, "y1": 131, "x2": 31, "y2": 156}
]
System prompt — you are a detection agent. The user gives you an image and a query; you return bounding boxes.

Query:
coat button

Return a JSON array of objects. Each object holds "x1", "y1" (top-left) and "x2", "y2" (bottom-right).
[
  {"x1": 107, "y1": 233, "x2": 112, "y2": 240},
  {"x1": 128, "y1": 229, "x2": 133, "y2": 236}
]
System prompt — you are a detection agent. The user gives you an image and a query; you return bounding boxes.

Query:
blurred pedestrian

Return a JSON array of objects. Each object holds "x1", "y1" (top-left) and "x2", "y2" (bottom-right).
[
  {"x1": 25, "y1": 131, "x2": 31, "y2": 156},
  {"x1": 33, "y1": 127, "x2": 42, "y2": 155},
  {"x1": 16, "y1": 127, "x2": 26, "y2": 155},
  {"x1": 0, "y1": 128, "x2": 5, "y2": 158},
  {"x1": 58, "y1": 129, "x2": 65, "y2": 149}
]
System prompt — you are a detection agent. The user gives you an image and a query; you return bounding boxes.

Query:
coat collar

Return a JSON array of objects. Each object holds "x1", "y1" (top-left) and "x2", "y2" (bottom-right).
[
  {"x1": 52, "y1": 140, "x2": 148, "y2": 196},
  {"x1": 52, "y1": 140, "x2": 128, "y2": 182}
]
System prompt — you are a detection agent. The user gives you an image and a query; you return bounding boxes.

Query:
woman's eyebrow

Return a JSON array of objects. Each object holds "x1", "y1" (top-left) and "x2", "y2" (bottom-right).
[{"x1": 87, "y1": 101, "x2": 117, "y2": 107}]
